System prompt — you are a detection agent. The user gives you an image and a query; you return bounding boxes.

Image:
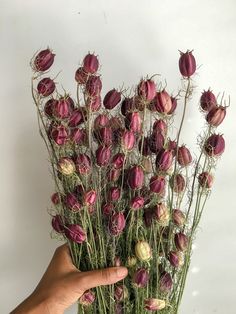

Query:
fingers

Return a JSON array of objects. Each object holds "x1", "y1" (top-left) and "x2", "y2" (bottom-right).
[{"x1": 74, "y1": 267, "x2": 128, "y2": 291}]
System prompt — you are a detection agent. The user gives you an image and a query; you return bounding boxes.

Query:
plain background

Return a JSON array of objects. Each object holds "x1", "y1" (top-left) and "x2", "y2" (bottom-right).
[{"x1": 1, "y1": 0, "x2": 236, "y2": 313}]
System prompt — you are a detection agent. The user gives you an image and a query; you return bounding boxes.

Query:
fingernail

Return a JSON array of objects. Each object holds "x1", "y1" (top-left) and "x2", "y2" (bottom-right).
[{"x1": 116, "y1": 267, "x2": 128, "y2": 278}]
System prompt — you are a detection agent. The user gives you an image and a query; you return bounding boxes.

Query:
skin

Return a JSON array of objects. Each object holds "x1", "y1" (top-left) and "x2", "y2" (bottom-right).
[{"x1": 11, "y1": 244, "x2": 128, "y2": 314}]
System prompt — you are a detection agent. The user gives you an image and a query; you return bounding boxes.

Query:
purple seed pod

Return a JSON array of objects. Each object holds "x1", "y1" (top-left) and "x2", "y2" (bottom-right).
[
  {"x1": 159, "y1": 272, "x2": 173, "y2": 294},
  {"x1": 200, "y1": 89, "x2": 217, "y2": 112},
  {"x1": 75, "y1": 67, "x2": 89, "y2": 84},
  {"x1": 75, "y1": 153, "x2": 91, "y2": 175},
  {"x1": 51, "y1": 215, "x2": 64, "y2": 233},
  {"x1": 152, "y1": 90, "x2": 172, "y2": 114},
  {"x1": 70, "y1": 127, "x2": 87, "y2": 145},
  {"x1": 65, "y1": 224, "x2": 86, "y2": 243},
  {"x1": 94, "y1": 126, "x2": 113, "y2": 146},
  {"x1": 121, "y1": 130, "x2": 136, "y2": 151},
  {"x1": 169, "y1": 96, "x2": 177, "y2": 114},
  {"x1": 83, "y1": 190, "x2": 97, "y2": 206},
  {"x1": 179, "y1": 50, "x2": 196, "y2": 77},
  {"x1": 50, "y1": 124, "x2": 68, "y2": 146},
  {"x1": 33, "y1": 48, "x2": 55, "y2": 72},
  {"x1": 206, "y1": 106, "x2": 226, "y2": 126},
  {"x1": 130, "y1": 196, "x2": 145, "y2": 211},
  {"x1": 83, "y1": 53, "x2": 99, "y2": 74},
  {"x1": 87, "y1": 95, "x2": 102, "y2": 112},
  {"x1": 103, "y1": 89, "x2": 121, "y2": 109},
  {"x1": 175, "y1": 232, "x2": 188, "y2": 252},
  {"x1": 128, "y1": 165, "x2": 144, "y2": 190},
  {"x1": 108, "y1": 168, "x2": 121, "y2": 182},
  {"x1": 171, "y1": 173, "x2": 186, "y2": 193},
  {"x1": 156, "y1": 149, "x2": 173, "y2": 172},
  {"x1": 96, "y1": 145, "x2": 111, "y2": 166},
  {"x1": 177, "y1": 145, "x2": 192, "y2": 166},
  {"x1": 149, "y1": 175, "x2": 165, "y2": 194},
  {"x1": 53, "y1": 98, "x2": 71, "y2": 119},
  {"x1": 44, "y1": 98, "x2": 57, "y2": 118},
  {"x1": 37, "y1": 77, "x2": 55, "y2": 97},
  {"x1": 109, "y1": 212, "x2": 126, "y2": 236},
  {"x1": 68, "y1": 109, "x2": 84, "y2": 127},
  {"x1": 169, "y1": 250, "x2": 184, "y2": 268},
  {"x1": 149, "y1": 132, "x2": 165, "y2": 153},
  {"x1": 114, "y1": 285, "x2": 128, "y2": 301},
  {"x1": 137, "y1": 79, "x2": 156, "y2": 101},
  {"x1": 102, "y1": 202, "x2": 114, "y2": 216},
  {"x1": 94, "y1": 113, "x2": 110, "y2": 129},
  {"x1": 173, "y1": 209, "x2": 186, "y2": 227},
  {"x1": 152, "y1": 119, "x2": 167, "y2": 135},
  {"x1": 51, "y1": 192, "x2": 60, "y2": 205},
  {"x1": 121, "y1": 97, "x2": 136, "y2": 116},
  {"x1": 125, "y1": 111, "x2": 142, "y2": 133},
  {"x1": 109, "y1": 187, "x2": 121, "y2": 201},
  {"x1": 64, "y1": 193, "x2": 81, "y2": 212},
  {"x1": 112, "y1": 153, "x2": 125, "y2": 169},
  {"x1": 79, "y1": 290, "x2": 95, "y2": 306},
  {"x1": 204, "y1": 134, "x2": 225, "y2": 157},
  {"x1": 153, "y1": 203, "x2": 169, "y2": 226},
  {"x1": 139, "y1": 137, "x2": 151, "y2": 156},
  {"x1": 198, "y1": 171, "x2": 214, "y2": 188},
  {"x1": 133, "y1": 268, "x2": 149, "y2": 288},
  {"x1": 86, "y1": 75, "x2": 102, "y2": 97}
]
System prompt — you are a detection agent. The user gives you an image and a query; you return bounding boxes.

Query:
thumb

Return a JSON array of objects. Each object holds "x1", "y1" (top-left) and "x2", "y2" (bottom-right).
[{"x1": 71, "y1": 267, "x2": 128, "y2": 292}]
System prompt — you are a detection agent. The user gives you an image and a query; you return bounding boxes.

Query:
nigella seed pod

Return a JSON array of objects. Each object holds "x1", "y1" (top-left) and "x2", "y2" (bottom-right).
[
  {"x1": 133, "y1": 268, "x2": 149, "y2": 288},
  {"x1": 83, "y1": 190, "x2": 97, "y2": 206},
  {"x1": 121, "y1": 97, "x2": 136, "y2": 116},
  {"x1": 70, "y1": 128, "x2": 87, "y2": 145},
  {"x1": 51, "y1": 192, "x2": 60, "y2": 205},
  {"x1": 86, "y1": 75, "x2": 102, "y2": 97},
  {"x1": 179, "y1": 50, "x2": 196, "y2": 77},
  {"x1": 128, "y1": 165, "x2": 144, "y2": 190},
  {"x1": 206, "y1": 106, "x2": 226, "y2": 126},
  {"x1": 177, "y1": 145, "x2": 192, "y2": 166},
  {"x1": 37, "y1": 77, "x2": 55, "y2": 97},
  {"x1": 153, "y1": 203, "x2": 170, "y2": 226},
  {"x1": 130, "y1": 196, "x2": 145, "y2": 211},
  {"x1": 171, "y1": 174, "x2": 186, "y2": 193},
  {"x1": 109, "y1": 187, "x2": 121, "y2": 201},
  {"x1": 94, "y1": 114, "x2": 110, "y2": 129},
  {"x1": 58, "y1": 157, "x2": 75, "y2": 175},
  {"x1": 127, "y1": 256, "x2": 137, "y2": 267},
  {"x1": 144, "y1": 298, "x2": 166, "y2": 311},
  {"x1": 149, "y1": 132, "x2": 165, "y2": 153},
  {"x1": 121, "y1": 130, "x2": 136, "y2": 151},
  {"x1": 149, "y1": 175, "x2": 165, "y2": 195},
  {"x1": 138, "y1": 79, "x2": 156, "y2": 101},
  {"x1": 96, "y1": 145, "x2": 111, "y2": 166},
  {"x1": 83, "y1": 53, "x2": 99, "y2": 74},
  {"x1": 156, "y1": 149, "x2": 173, "y2": 172},
  {"x1": 152, "y1": 119, "x2": 167, "y2": 135},
  {"x1": 109, "y1": 212, "x2": 126, "y2": 236},
  {"x1": 75, "y1": 154, "x2": 91, "y2": 175},
  {"x1": 204, "y1": 134, "x2": 225, "y2": 156},
  {"x1": 33, "y1": 48, "x2": 55, "y2": 72},
  {"x1": 75, "y1": 67, "x2": 89, "y2": 84},
  {"x1": 152, "y1": 90, "x2": 172, "y2": 114},
  {"x1": 51, "y1": 215, "x2": 64, "y2": 233},
  {"x1": 112, "y1": 153, "x2": 125, "y2": 169},
  {"x1": 103, "y1": 89, "x2": 121, "y2": 109},
  {"x1": 109, "y1": 168, "x2": 121, "y2": 182},
  {"x1": 198, "y1": 171, "x2": 214, "y2": 188},
  {"x1": 167, "y1": 139, "x2": 177, "y2": 156},
  {"x1": 200, "y1": 89, "x2": 217, "y2": 112},
  {"x1": 175, "y1": 232, "x2": 188, "y2": 252},
  {"x1": 53, "y1": 98, "x2": 70, "y2": 119},
  {"x1": 125, "y1": 111, "x2": 142, "y2": 133},
  {"x1": 50, "y1": 124, "x2": 68, "y2": 145},
  {"x1": 102, "y1": 203, "x2": 113, "y2": 216},
  {"x1": 169, "y1": 250, "x2": 184, "y2": 268},
  {"x1": 87, "y1": 95, "x2": 102, "y2": 112},
  {"x1": 159, "y1": 272, "x2": 173, "y2": 294},
  {"x1": 65, "y1": 224, "x2": 86, "y2": 243},
  {"x1": 94, "y1": 127, "x2": 113, "y2": 146},
  {"x1": 44, "y1": 98, "x2": 57, "y2": 118},
  {"x1": 68, "y1": 109, "x2": 84, "y2": 127},
  {"x1": 64, "y1": 193, "x2": 81, "y2": 212},
  {"x1": 169, "y1": 96, "x2": 178, "y2": 115},
  {"x1": 114, "y1": 285, "x2": 128, "y2": 301},
  {"x1": 173, "y1": 209, "x2": 186, "y2": 227},
  {"x1": 135, "y1": 241, "x2": 152, "y2": 261},
  {"x1": 79, "y1": 290, "x2": 95, "y2": 306}
]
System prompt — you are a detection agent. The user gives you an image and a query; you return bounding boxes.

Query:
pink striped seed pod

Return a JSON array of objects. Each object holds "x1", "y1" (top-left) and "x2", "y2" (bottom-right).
[
  {"x1": 75, "y1": 67, "x2": 89, "y2": 84},
  {"x1": 79, "y1": 290, "x2": 95, "y2": 306},
  {"x1": 103, "y1": 89, "x2": 121, "y2": 109},
  {"x1": 109, "y1": 212, "x2": 126, "y2": 236},
  {"x1": 174, "y1": 232, "x2": 188, "y2": 252},
  {"x1": 37, "y1": 77, "x2": 55, "y2": 97},
  {"x1": 121, "y1": 130, "x2": 136, "y2": 151},
  {"x1": 51, "y1": 215, "x2": 64, "y2": 233},
  {"x1": 50, "y1": 124, "x2": 68, "y2": 145},
  {"x1": 83, "y1": 190, "x2": 97, "y2": 206},
  {"x1": 138, "y1": 79, "x2": 156, "y2": 101},
  {"x1": 156, "y1": 149, "x2": 173, "y2": 172},
  {"x1": 128, "y1": 165, "x2": 144, "y2": 190},
  {"x1": 94, "y1": 113, "x2": 110, "y2": 129},
  {"x1": 173, "y1": 209, "x2": 186, "y2": 227},
  {"x1": 149, "y1": 175, "x2": 165, "y2": 194},
  {"x1": 65, "y1": 224, "x2": 86, "y2": 243},
  {"x1": 133, "y1": 268, "x2": 149, "y2": 288},
  {"x1": 159, "y1": 272, "x2": 173, "y2": 294},
  {"x1": 198, "y1": 171, "x2": 214, "y2": 188},
  {"x1": 33, "y1": 48, "x2": 55, "y2": 72},
  {"x1": 85, "y1": 75, "x2": 102, "y2": 97},
  {"x1": 96, "y1": 145, "x2": 111, "y2": 166},
  {"x1": 177, "y1": 145, "x2": 192, "y2": 166},
  {"x1": 206, "y1": 106, "x2": 226, "y2": 127},
  {"x1": 130, "y1": 196, "x2": 145, "y2": 211},
  {"x1": 168, "y1": 250, "x2": 184, "y2": 268},
  {"x1": 204, "y1": 134, "x2": 225, "y2": 157},
  {"x1": 64, "y1": 193, "x2": 81, "y2": 212},
  {"x1": 75, "y1": 154, "x2": 91, "y2": 175},
  {"x1": 152, "y1": 90, "x2": 172, "y2": 114},
  {"x1": 200, "y1": 89, "x2": 217, "y2": 112},
  {"x1": 171, "y1": 173, "x2": 186, "y2": 193},
  {"x1": 125, "y1": 111, "x2": 142, "y2": 133},
  {"x1": 83, "y1": 53, "x2": 99, "y2": 74}
]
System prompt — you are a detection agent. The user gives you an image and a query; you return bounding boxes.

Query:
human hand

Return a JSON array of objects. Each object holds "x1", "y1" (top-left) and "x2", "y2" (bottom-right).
[{"x1": 11, "y1": 243, "x2": 128, "y2": 314}]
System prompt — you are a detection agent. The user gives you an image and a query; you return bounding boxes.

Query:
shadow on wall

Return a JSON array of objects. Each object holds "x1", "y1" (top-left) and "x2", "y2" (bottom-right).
[{"x1": 5, "y1": 121, "x2": 56, "y2": 278}]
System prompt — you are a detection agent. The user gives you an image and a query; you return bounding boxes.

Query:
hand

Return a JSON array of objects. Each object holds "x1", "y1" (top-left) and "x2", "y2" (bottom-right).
[{"x1": 11, "y1": 243, "x2": 128, "y2": 314}]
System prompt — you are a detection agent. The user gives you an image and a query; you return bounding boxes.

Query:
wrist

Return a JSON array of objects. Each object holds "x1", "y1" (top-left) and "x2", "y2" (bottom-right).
[{"x1": 11, "y1": 291, "x2": 63, "y2": 314}]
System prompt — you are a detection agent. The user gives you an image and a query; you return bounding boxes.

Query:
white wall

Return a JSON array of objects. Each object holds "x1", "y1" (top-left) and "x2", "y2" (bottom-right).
[{"x1": 1, "y1": 0, "x2": 236, "y2": 313}]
